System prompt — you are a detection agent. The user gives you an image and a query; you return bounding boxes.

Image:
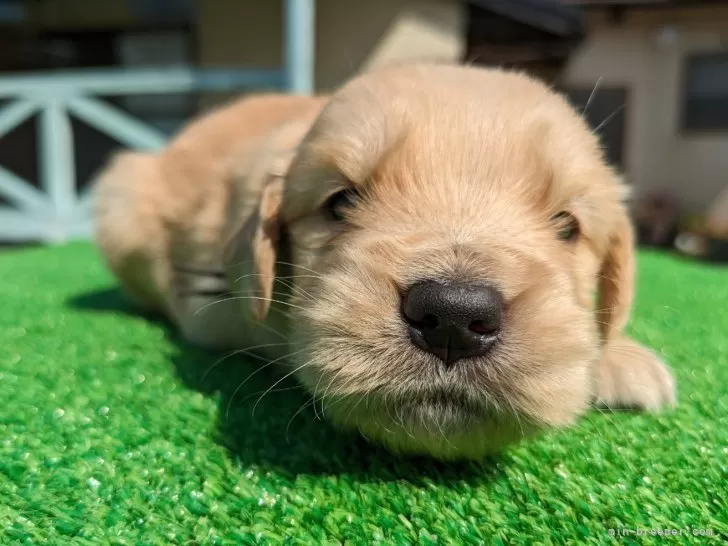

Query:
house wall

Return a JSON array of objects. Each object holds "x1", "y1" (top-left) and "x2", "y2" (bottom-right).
[
  {"x1": 563, "y1": 6, "x2": 728, "y2": 212},
  {"x1": 314, "y1": 0, "x2": 464, "y2": 91},
  {"x1": 196, "y1": 0, "x2": 465, "y2": 93}
]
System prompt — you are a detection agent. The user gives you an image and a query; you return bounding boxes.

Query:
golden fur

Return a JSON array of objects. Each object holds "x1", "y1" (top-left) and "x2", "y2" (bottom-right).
[{"x1": 93, "y1": 64, "x2": 676, "y2": 460}]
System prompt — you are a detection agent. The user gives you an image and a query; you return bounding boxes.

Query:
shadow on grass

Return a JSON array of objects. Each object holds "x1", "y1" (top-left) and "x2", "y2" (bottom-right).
[{"x1": 67, "y1": 288, "x2": 506, "y2": 486}]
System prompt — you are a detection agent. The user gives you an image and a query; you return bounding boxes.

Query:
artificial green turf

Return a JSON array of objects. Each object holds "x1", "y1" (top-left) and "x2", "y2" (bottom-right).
[{"x1": 1, "y1": 242, "x2": 726, "y2": 545}]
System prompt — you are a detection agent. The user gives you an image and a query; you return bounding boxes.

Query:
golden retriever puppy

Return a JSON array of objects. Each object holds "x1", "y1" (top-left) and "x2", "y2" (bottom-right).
[{"x1": 94, "y1": 64, "x2": 676, "y2": 460}]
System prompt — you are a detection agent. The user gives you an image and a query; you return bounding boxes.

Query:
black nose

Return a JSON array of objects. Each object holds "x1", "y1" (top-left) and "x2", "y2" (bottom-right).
[{"x1": 402, "y1": 280, "x2": 503, "y2": 366}]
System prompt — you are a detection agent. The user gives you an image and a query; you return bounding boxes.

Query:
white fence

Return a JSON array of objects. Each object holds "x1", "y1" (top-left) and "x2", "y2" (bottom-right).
[{"x1": 0, "y1": 0, "x2": 315, "y2": 244}]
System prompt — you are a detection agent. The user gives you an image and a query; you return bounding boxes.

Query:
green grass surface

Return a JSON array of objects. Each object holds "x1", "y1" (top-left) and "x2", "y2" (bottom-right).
[{"x1": 1, "y1": 242, "x2": 726, "y2": 545}]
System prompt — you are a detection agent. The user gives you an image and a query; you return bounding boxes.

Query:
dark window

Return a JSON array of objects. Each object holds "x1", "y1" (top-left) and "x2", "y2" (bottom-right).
[{"x1": 682, "y1": 52, "x2": 728, "y2": 131}]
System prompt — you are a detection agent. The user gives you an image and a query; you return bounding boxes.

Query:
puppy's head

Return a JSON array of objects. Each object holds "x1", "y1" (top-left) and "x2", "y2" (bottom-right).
[{"x1": 230, "y1": 65, "x2": 635, "y2": 460}]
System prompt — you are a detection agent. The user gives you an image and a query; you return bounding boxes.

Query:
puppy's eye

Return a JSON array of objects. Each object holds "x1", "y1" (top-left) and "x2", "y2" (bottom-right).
[
  {"x1": 324, "y1": 189, "x2": 359, "y2": 222},
  {"x1": 551, "y1": 211, "x2": 580, "y2": 242}
]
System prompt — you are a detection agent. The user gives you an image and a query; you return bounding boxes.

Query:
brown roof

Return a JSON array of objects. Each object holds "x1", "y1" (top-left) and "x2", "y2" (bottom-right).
[
  {"x1": 562, "y1": 0, "x2": 718, "y2": 6},
  {"x1": 561, "y1": 0, "x2": 667, "y2": 5}
]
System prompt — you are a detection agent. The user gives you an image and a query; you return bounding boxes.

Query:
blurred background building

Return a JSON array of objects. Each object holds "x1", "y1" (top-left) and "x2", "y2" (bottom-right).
[{"x1": 1, "y1": 0, "x2": 727, "y2": 244}]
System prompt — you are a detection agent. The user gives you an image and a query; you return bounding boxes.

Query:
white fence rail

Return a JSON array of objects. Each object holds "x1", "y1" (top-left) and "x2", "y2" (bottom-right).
[{"x1": 0, "y1": 0, "x2": 315, "y2": 244}]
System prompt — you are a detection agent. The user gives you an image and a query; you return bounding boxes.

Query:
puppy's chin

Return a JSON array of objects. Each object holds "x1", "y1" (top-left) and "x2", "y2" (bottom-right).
[{"x1": 321, "y1": 391, "x2": 543, "y2": 460}]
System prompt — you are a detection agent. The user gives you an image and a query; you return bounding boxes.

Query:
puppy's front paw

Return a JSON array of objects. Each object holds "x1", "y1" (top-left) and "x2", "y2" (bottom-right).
[{"x1": 595, "y1": 335, "x2": 677, "y2": 411}]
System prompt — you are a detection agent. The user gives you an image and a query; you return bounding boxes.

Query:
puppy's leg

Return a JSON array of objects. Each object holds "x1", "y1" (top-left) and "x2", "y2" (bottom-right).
[
  {"x1": 595, "y1": 334, "x2": 676, "y2": 411},
  {"x1": 175, "y1": 296, "x2": 289, "y2": 355},
  {"x1": 170, "y1": 268, "x2": 245, "y2": 350},
  {"x1": 177, "y1": 298, "x2": 250, "y2": 351},
  {"x1": 169, "y1": 267, "x2": 289, "y2": 353}
]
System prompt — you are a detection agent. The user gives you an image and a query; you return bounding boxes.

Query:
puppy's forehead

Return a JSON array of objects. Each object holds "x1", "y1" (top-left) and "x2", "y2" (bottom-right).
[{"x1": 305, "y1": 65, "x2": 603, "y2": 187}]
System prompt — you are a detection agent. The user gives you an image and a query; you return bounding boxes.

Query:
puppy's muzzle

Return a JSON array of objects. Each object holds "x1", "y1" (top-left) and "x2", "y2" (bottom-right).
[{"x1": 402, "y1": 280, "x2": 503, "y2": 366}]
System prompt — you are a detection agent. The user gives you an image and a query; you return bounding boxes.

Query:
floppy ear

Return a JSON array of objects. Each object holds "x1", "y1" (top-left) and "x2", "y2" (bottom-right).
[
  {"x1": 221, "y1": 115, "x2": 320, "y2": 323},
  {"x1": 594, "y1": 210, "x2": 677, "y2": 411},
  {"x1": 223, "y1": 174, "x2": 285, "y2": 323},
  {"x1": 222, "y1": 132, "x2": 298, "y2": 324},
  {"x1": 596, "y1": 210, "x2": 636, "y2": 341}
]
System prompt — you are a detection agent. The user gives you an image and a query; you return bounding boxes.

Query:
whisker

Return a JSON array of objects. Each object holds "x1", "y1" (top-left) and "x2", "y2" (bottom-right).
[
  {"x1": 224, "y1": 348, "x2": 309, "y2": 419},
  {"x1": 311, "y1": 374, "x2": 329, "y2": 421},
  {"x1": 503, "y1": 392, "x2": 526, "y2": 439},
  {"x1": 593, "y1": 104, "x2": 625, "y2": 133},
  {"x1": 375, "y1": 414, "x2": 395, "y2": 435},
  {"x1": 274, "y1": 277, "x2": 320, "y2": 304},
  {"x1": 201, "y1": 342, "x2": 290, "y2": 382},
  {"x1": 319, "y1": 391, "x2": 348, "y2": 420},
  {"x1": 382, "y1": 393, "x2": 405, "y2": 436},
  {"x1": 252, "y1": 317, "x2": 290, "y2": 341},
  {"x1": 342, "y1": 392, "x2": 368, "y2": 425},
  {"x1": 274, "y1": 261, "x2": 325, "y2": 278},
  {"x1": 241, "y1": 384, "x2": 304, "y2": 403},
  {"x1": 286, "y1": 397, "x2": 316, "y2": 443},
  {"x1": 392, "y1": 404, "x2": 417, "y2": 440},
  {"x1": 318, "y1": 376, "x2": 339, "y2": 419},
  {"x1": 433, "y1": 417, "x2": 456, "y2": 451},
  {"x1": 251, "y1": 358, "x2": 318, "y2": 417},
  {"x1": 233, "y1": 272, "x2": 322, "y2": 284},
  {"x1": 592, "y1": 272, "x2": 621, "y2": 285},
  {"x1": 240, "y1": 287, "x2": 315, "y2": 304},
  {"x1": 582, "y1": 76, "x2": 602, "y2": 118},
  {"x1": 227, "y1": 259, "x2": 324, "y2": 278},
  {"x1": 193, "y1": 295, "x2": 311, "y2": 316},
  {"x1": 319, "y1": 366, "x2": 356, "y2": 416}
]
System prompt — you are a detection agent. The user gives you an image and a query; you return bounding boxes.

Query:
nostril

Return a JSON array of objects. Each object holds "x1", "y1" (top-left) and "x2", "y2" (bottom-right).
[
  {"x1": 405, "y1": 312, "x2": 439, "y2": 330},
  {"x1": 468, "y1": 319, "x2": 499, "y2": 335},
  {"x1": 420, "y1": 314, "x2": 439, "y2": 329}
]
